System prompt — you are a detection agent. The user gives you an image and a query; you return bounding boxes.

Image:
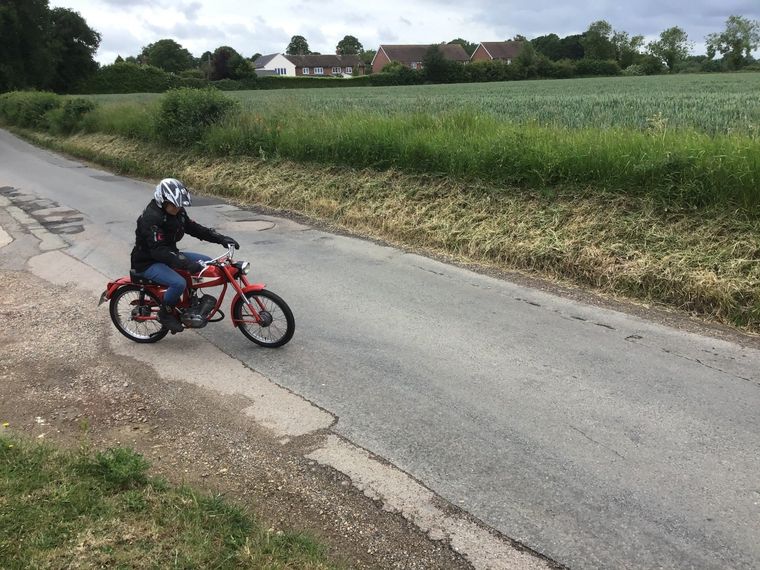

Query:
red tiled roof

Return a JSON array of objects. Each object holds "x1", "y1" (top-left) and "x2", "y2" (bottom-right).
[
  {"x1": 478, "y1": 41, "x2": 524, "y2": 60},
  {"x1": 283, "y1": 54, "x2": 364, "y2": 68},
  {"x1": 379, "y1": 44, "x2": 470, "y2": 63}
]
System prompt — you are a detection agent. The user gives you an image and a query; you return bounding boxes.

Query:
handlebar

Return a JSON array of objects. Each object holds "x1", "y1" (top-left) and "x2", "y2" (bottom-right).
[{"x1": 196, "y1": 244, "x2": 236, "y2": 277}]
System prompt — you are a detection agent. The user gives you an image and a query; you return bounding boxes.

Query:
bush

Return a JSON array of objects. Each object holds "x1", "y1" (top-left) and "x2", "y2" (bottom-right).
[
  {"x1": 622, "y1": 64, "x2": 646, "y2": 76},
  {"x1": 0, "y1": 91, "x2": 61, "y2": 128},
  {"x1": 155, "y1": 88, "x2": 238, "y2": 146},
  {"x1": 575, "y1": 59, "x2": 622, "y2": 77},
  {"x1": 44, "y1": 97, "x2": 96, "y2": 134},
  {"x1": 76, "y1": 62, "x2": 182, "y2": 94}
]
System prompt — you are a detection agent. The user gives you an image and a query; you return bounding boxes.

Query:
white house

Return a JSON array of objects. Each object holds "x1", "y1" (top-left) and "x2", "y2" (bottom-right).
[{"x1": 253, "y1": 53, "x2": 296, "y2": 76}]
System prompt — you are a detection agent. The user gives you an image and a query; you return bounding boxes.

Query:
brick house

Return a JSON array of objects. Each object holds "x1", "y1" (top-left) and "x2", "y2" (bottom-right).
[
  {"x1": 285, "y1": 54, "x2": 365, "y2": 77},
  {"x1": 470, "y1": 41, "x2": 524, "y2": 64},
  {"x1": 371, "y1": 44, "x2": 470, "y2": 74}
]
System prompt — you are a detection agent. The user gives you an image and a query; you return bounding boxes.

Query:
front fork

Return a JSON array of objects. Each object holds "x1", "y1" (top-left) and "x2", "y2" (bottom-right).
[{"x1": 228, "y1": 272, "x2": 266, "y2": 325}]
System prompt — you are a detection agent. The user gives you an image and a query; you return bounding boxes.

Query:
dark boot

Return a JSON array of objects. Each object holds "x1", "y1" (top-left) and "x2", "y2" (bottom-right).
[{"x1": 158, "y1": 304, "x2": 183, "y2": 333}]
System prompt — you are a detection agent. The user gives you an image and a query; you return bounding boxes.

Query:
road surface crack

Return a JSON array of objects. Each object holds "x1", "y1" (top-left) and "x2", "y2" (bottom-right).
[{"x1": 569, "y1": 425, "x2": 626, "y2": 460}]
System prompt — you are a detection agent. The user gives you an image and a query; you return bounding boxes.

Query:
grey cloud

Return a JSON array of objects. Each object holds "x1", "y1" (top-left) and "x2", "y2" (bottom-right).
[
  {"x1": 182, "y1": 1, "x2": 202, "y2": 20},
  {"x1": 463, "y1": 0, "x2": 760, "y2": 42},
  {"x1": 378, "y1": 27, "x2": 399, "y2": 42},
  {"x1": 98, "y1": 0, "x2": 166, "y2": 6}
]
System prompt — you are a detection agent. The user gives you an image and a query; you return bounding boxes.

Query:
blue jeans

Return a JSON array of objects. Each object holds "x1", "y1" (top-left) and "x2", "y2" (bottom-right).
[{"x1": 143, "y1": 252, "x2": 211, "y2": 306}]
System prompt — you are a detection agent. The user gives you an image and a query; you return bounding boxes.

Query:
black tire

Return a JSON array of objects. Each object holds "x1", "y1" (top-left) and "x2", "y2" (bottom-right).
[
  {"x1": 233, "y1": 289, "x2": 294, "y2": 347},
  {"x1": 109, "y1": 285, "x2": 169, "y2": 343}
]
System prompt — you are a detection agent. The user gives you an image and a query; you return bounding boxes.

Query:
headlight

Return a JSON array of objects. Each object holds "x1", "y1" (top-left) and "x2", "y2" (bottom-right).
[{"x1": 239, "y1": 261, "x2": 250, "y2": 275}]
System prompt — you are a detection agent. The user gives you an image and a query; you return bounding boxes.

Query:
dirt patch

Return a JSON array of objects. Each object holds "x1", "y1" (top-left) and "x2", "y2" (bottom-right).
[{"x1": 0, "y1": 269, "x2": 470, "y2": 569}]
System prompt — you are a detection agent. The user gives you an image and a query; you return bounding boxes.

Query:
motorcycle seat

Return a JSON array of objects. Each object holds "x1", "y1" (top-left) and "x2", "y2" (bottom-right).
[{"x1": 129, "y1": 269, "x2": 162, "y2": 286}]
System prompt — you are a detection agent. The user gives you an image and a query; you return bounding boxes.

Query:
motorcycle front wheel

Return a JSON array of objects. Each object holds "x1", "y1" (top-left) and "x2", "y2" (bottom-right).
[
  {"x1": 109, "y1": 285, "x2": 168, "y2": 343},
  {"x1": 232, "y1": 289, "x2": 295, "y2": 347}
]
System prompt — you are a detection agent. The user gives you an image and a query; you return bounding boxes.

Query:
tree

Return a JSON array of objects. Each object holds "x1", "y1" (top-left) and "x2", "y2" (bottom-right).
[
  {"x1": 558, "y1": 34, "x2": 585, "y2": 60},
  {"x1": 286, "y1": 35, "x2": 310, "y2": 55},
  {"x1": 648, "y1": 26, "x2": 693, "y2": 72},
  {"x1": 448, "y1": 38, "x2": 477, "y2": 56},
  {"x1": 249, "y1": 52, "x2": 262, "y2": 62},
  {"x1": 611, "y1": 30, "x2": 644, "y2": 69},
  {"x1": 706, "y1": 15, "x2": 760, "y2": 70},
  {"x1": 531, "y1": 34, "x2": 562, "y2": 60},
  {"x1": 199, "y1": 50, "x2": 213, "y2": 79},
  {"x1": 422, "y1": 45, "x2": 463, "y2": 83},
  {"x1": 140, "y1": 39, "x2": 194, "y2": 73},
  {"x1": 0, "y1": 1, "x2": 100, "y2": 93},
  {"x1": 0, "y1": 0, "x2": 53, "y2": 91},
  {"x1": 361, "y1": 49, "x2": 376, "y2": 66},
  {"x1": 48, "y1": 7, "x2": 100, "y2": 92},
  {"x1": 515, "y1": 41, "x2": 539, "y2": 77},
  {"x1": 336, "y1": 35, "x2": 363, "y2": 55},
  {"x1": 114, "y1": 55, "x2": 124, "y2": 63},
  {"x1": 210, "y1": 46, "x2": 250, "y2": 80},
  {"x1": 581, "y1": 20, "x2": 615, "y2": 60}
]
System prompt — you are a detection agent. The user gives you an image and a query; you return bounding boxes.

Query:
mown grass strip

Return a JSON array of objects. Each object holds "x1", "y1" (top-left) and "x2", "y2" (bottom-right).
[
  {"x1": 18, "y1": 130, "x2": 760, "y2": 333},
  {"x1": 0, "y1": 433, "x2": 334, "y2": 569}
]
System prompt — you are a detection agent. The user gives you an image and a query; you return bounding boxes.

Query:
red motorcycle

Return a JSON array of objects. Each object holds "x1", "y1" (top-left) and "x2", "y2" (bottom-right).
[{"x1": 99, "y1": 245, "x2": 294, "y2": 346}]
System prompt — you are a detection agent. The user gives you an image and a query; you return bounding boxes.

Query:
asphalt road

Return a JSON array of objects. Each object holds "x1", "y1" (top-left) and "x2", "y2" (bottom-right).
[{"x1": 2, "y1": 129, "x2": 759, "y2": 569}]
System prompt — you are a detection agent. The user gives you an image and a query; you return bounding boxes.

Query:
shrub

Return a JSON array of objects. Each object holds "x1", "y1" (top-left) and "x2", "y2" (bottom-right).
[
  {"x1": 575, "y1": 59, "x2": 622, "y2": 77},
  {"x1": 76, "y1": 62, "x2": 182, "y2": 94},
  {"x1": 0, "y1": 91, "x2": 61, "y2": 128},
  {"x1": 45, "y1": 97, "x2": 96, "y2": 134},
  {"x1": 623, "y1": 64, "x2": 645, "y2": 76},
  {"x1": 155, "y1": 88, "x2": 238, "y2": 146}
]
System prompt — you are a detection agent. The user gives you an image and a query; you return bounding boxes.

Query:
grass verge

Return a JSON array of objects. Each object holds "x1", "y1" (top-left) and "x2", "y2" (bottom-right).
[
  {"x1": 0, "y1": 432, "x2": 334, "y2": 569},
  {"x1": 14, "y1": 130, "x2": 760, "y2": 333}
]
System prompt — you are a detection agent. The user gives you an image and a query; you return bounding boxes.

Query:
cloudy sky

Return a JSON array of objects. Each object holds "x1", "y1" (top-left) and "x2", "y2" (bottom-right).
[{"x1": 50, "y1": 0, "x2": 760, "y2": 63}]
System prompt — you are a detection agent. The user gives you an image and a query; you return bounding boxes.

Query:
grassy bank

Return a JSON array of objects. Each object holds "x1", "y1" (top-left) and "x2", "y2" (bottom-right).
[
  {"x1": 0, "y1": 433, "x2": 333, "y2": 568},
  {"x1": 19, "y1": 130, "x2": 760, "y2": 332}
]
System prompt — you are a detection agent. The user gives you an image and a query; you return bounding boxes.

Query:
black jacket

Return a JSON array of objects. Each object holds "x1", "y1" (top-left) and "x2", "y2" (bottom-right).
[{"x1": 130, "y1": 201, "x2": 223, "y2": 272}]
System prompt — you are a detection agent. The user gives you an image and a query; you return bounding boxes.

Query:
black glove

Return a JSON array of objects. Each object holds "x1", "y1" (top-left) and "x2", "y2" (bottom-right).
[
  {"x1": 177, "y1": 253, "x2": 203, "y2": 274},
  {"x1": 220, "y1": 235, "x2": 240, "y2": 249}
]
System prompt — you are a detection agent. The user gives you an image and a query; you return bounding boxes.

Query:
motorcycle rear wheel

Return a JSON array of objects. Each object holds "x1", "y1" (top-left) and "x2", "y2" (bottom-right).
[
  {"x1": 233, "y1": 289, "x2": 294, "y2": 347},
  {"x1": 109, "y1": 285, "x2": 168, "y2": 343}
]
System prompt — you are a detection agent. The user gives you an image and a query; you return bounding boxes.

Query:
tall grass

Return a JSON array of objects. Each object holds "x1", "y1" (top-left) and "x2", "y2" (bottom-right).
[
  {"x1": 8, "y1": 74, "x2": 760, "y2": 210},
  {"x1": 201, "y1": 109, "x2": 760, "y2": 209}
]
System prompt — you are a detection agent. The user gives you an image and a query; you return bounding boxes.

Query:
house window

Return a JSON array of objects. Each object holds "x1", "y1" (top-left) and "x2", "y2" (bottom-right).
[
  {"x1": 275, "y1": 67, "x2": 287, "y2": 75},
  {"x1": 314, "y1": 67, "x2": 324, "y2": 75},
  {"x1": 410, "y1": 62, "x2": 417, "y2": 69},
  {"x1": 303, "y1": 67, "x2": 310, "y2": 75},
  {"x1": 332, "y1": 67, "x2": 342, "y2": 74},
  {"x1": 506, "y1": 59, "x2": 512, "y2": 65},
  {"x1": 345, "y1": 66, "x2": 352, "y2": 74}
]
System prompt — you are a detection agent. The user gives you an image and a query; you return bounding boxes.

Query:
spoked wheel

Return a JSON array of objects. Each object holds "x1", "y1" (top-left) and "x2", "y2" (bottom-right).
[
  {"x1": 109, "y1": 285, "x2": 168, "y2": 343},
  {"x1": 233, "y1": 289, "x2": 294, "y2": 347}
]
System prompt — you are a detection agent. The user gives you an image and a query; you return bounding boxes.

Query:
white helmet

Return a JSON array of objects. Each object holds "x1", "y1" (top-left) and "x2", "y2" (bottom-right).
[{"x1": 154, "y1": 178, "x2": 191, "y2": 208}]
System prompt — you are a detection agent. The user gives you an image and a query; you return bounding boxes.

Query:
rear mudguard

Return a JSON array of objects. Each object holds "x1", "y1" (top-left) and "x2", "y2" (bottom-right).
[
  {"x1": 97, "y1": 277, "x2": 162, "y2": 305},
  {"x1": 230, "y1": 283, "x2": 266, "y2": 326},
  {"x1": 98, "y1": 277, "x2": 131, "y2": 305}
]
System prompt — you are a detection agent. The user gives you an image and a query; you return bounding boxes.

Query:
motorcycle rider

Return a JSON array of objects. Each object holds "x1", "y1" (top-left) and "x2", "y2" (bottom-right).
[{"x1": 131, "y1": 178, "x2": 239, "y2": 333}]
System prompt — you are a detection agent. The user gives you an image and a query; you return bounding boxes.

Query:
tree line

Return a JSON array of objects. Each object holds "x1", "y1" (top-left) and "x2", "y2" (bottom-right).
[{"x1": 1, "y1": 0, "x2": 759, "y2": 95}]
